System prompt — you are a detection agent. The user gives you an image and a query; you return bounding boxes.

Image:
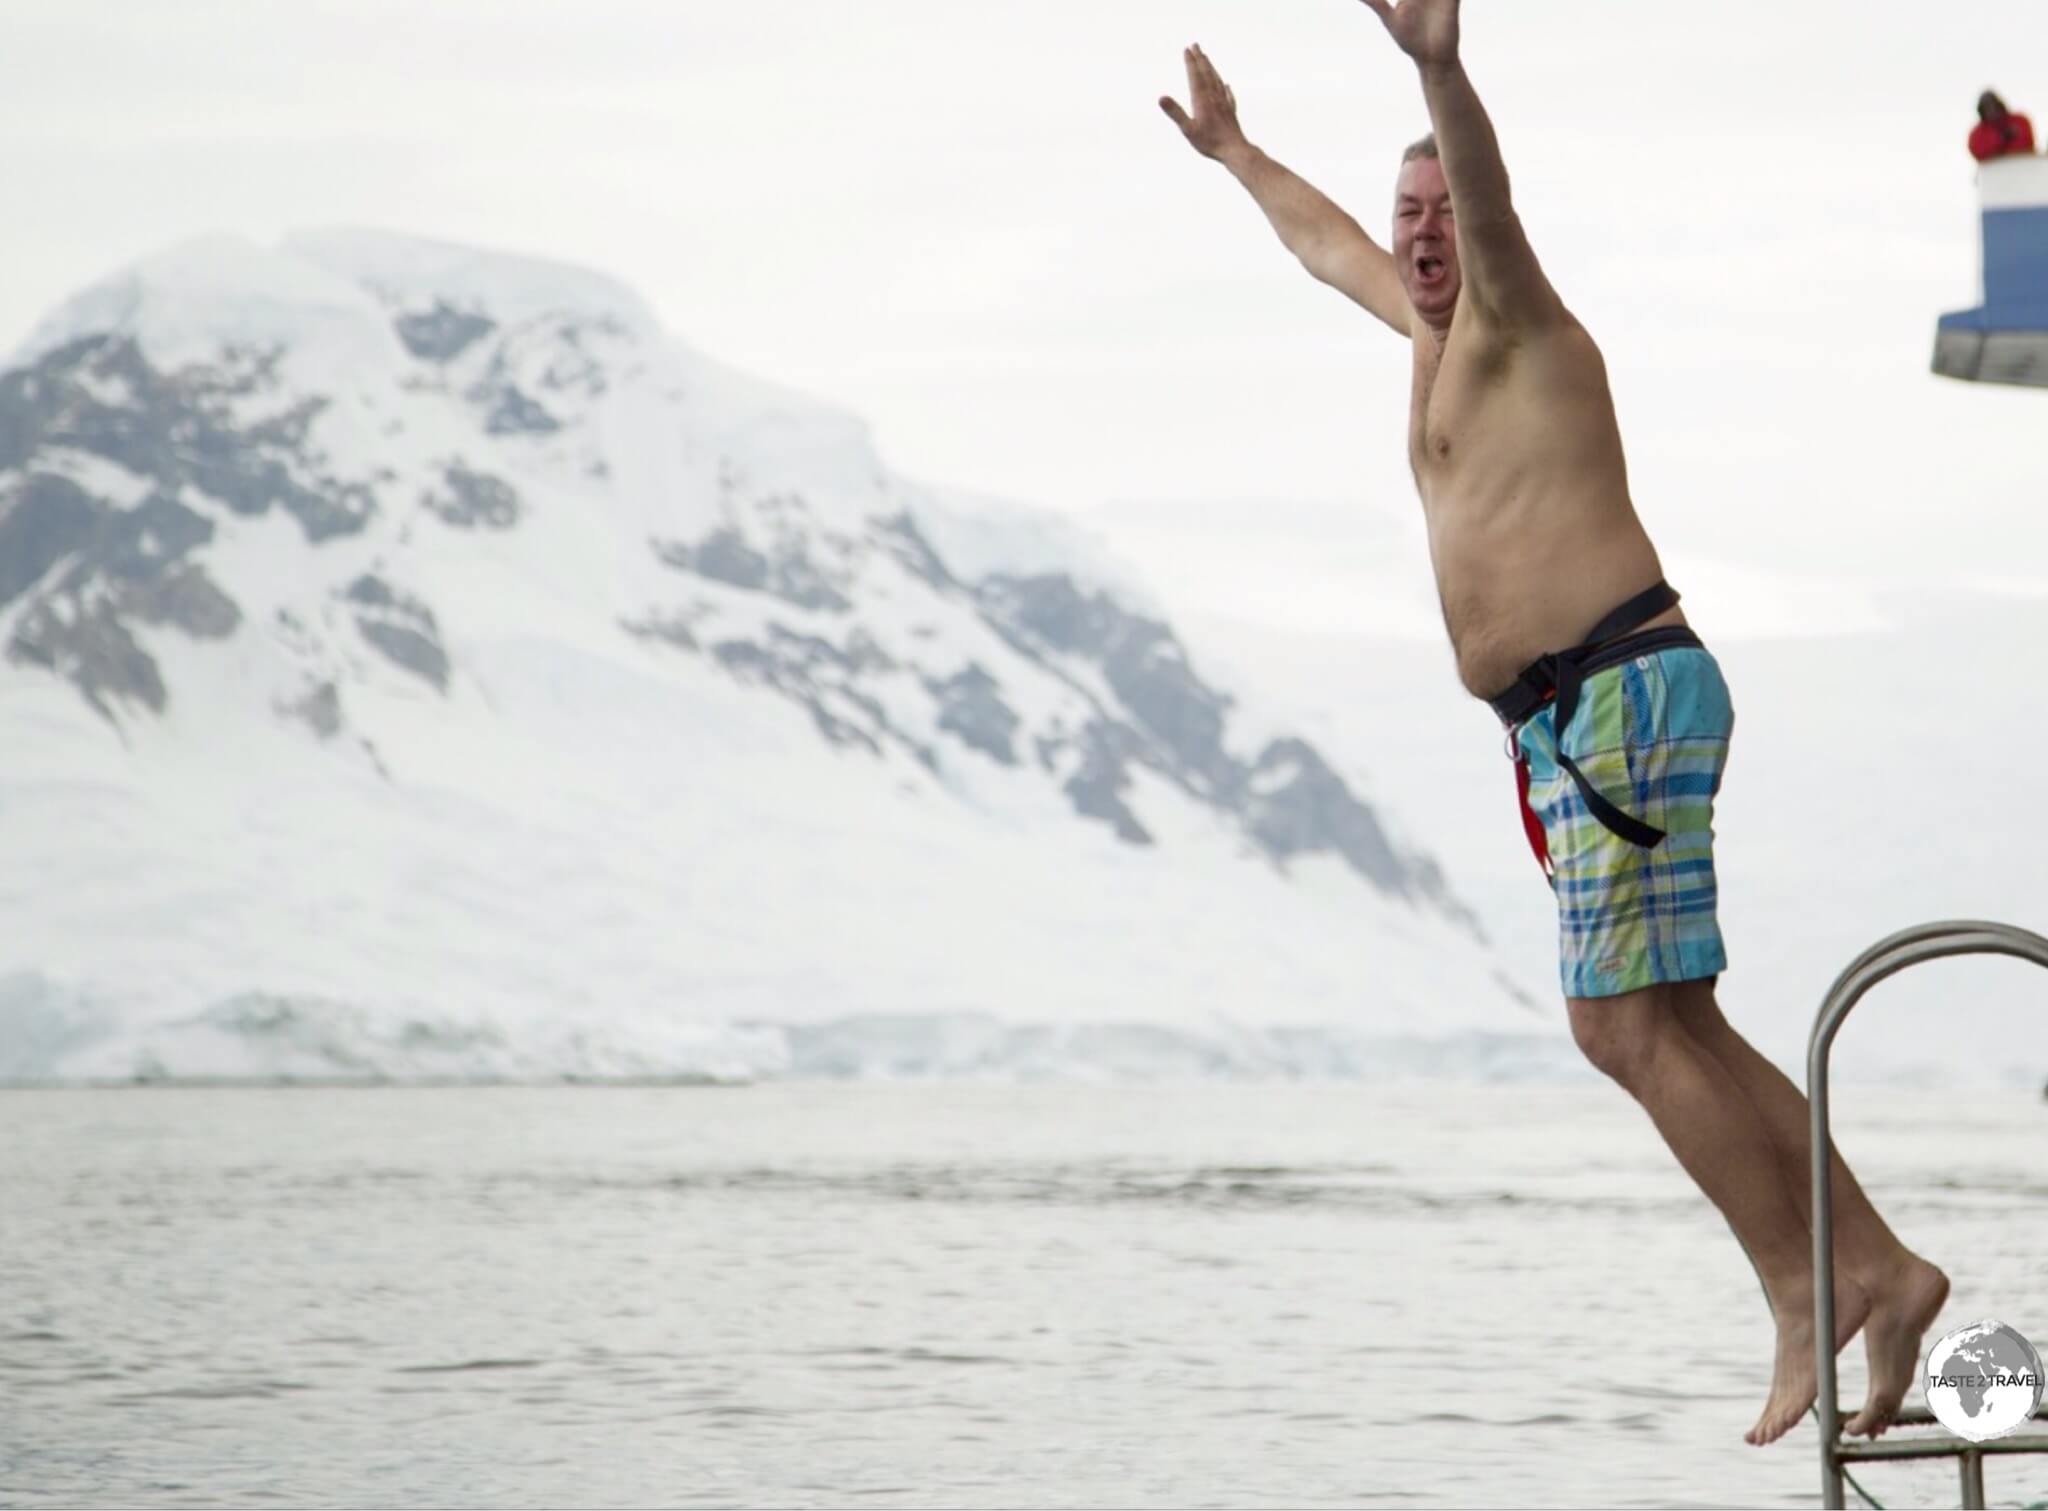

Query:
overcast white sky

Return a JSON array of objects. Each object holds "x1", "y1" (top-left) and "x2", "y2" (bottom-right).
[{"x1": 4, "y1": 0, "x2": 2045, "y2": 585}]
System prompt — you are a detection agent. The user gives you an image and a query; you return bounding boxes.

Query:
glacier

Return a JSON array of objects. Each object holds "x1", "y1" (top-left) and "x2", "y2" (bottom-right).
[{"x1": 0, "y1": 229, "x2": 1560, "y2": 1084}]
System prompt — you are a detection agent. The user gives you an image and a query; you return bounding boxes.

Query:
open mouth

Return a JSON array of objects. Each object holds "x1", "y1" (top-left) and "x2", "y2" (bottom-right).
[{"x1": 1415, "y1": 255, "x2": 1447, "y2": 282}]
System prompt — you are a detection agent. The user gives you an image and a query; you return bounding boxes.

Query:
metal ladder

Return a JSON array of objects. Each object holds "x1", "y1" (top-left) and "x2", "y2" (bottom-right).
[{"x1": 1809, "y1": 921, "x2": 2048, "y2": 1509}]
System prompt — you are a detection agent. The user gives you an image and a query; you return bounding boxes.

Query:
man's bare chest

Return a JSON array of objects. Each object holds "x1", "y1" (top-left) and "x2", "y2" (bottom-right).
[{"x1": 1407, "y1": 339, "x2": 1488, "y2": 485}]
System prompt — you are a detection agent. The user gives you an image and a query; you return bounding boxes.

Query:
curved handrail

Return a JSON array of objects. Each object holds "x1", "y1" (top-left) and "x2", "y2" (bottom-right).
[{"x1": 1808, "y1": 920, "x2": 2048, "y2": 1508}]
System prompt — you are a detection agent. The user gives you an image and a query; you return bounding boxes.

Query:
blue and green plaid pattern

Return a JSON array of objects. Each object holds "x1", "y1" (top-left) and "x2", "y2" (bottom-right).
[{"x1": 1513, "y1": 646, "x2": 1734, "y2": 999}]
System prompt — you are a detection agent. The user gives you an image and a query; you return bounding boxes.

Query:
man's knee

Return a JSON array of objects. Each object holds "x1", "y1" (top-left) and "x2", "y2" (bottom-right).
[
  {"x1": 1567, "y1": 986, "x2": 1684, "y2": 1088},
  {"x1": 1667, "y1": 977, "x2": 1726, "y2": 1042}
]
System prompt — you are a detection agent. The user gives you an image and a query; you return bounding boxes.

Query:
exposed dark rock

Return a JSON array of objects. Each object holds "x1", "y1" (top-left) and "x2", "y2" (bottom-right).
[
  {"x1": 842, "y1": 628, "x2": 896, "y2": 675},
  {"x1": 707, "y1": 638, "x2": 773, "y2": 677},
  {"x1": 483, "y1": 384, "x2": 561, "y2": 436},
  {"x1": 345, "y1": 575, "x2": 448, "y2": 692},
  {"x1": 977, "y1": 572, "x2": 1127, "y2": 658},
  {"x1": 240, "y1": 395, "x2": 323, "y2": 451},
  {"x1": 769, "y1": 550, "x2": 853, "y2": 614},
  {"x1": 119, "y1": 563, "x2": 240, "y2": 639},
  {"x1": 654, "y1": 525, "x2": 853, "y2": 614},
  {"x1": 840, "y1": 683, "x2": 929, "y2": 767},
  {"x1": 981, "y1": 571, "x2": 1236, "y2": 792},
  {"x1": 0, "y1": 474, "x2": 98, "y2": 608},
  {"x1": 712, "y1": 639, "x2": 881, "y2": 755},
  {"x1": 760, "y1": 626, "x2": 856, "y2": 674},
  {"x1": 620, "y1": 613, "x2": 697, "y2": 651},
  {"x1": 344, "y1": 574, "x2": 396, "y2": 609},
  {"x1": 423, "y1": 463, "x2": 520, "y2": 530},
  {"x1": 283, "y1": 680, "x2": 343, "y2": 738},
  {"x1": 762, "y1": 623, "x2": 892, "y2": 677},
  {"x1": 700, "y1": 625, "x2": 935, "y2": 769},
  {"x1": 1101, "y1": 627, "x2": 1236, "y2": 800},
  {"x1": 965, "y1": 570, "x2": 1478, "y2": 912},
  {"x1": 648, "y1": 515, "x2": 1464, "y2": 908},
  {"x1": 0, "y1": 310, "x2": 1481, "y2": 928},
  {"x1": 1245, "y1": 739, "x2": 1407, "y2": 892},
  {"x1": 395, "y1": 302, "x2": 497, "y2": 364},
  {"x1": 530, "y1": 319, "x2": 612, "y2": 397},
  {"x1": 0, "y1": 471, "x2": 240, "y2": 716},
  {"x1": 872, "y1": 512, "x2": 959, "y2": 591},
  {"x1": 975, "y1": 570, "x2": 1248, "y2": 828},
  {"x1": 0, "y1": 335, "x2": 139, "y2": 473},
  {"x1": 928, "y1": 664, "x2": 1019, "y2": 767},
  {"x1": 359, "y1": 622, "x2": 449, "y2": 691},
  {"x1": 679, "y1": 529, "x2": 769, "y2": 591},
  {"x1": 0, "y1": 334, "x2": 376, "y2": 543},
  {"x1": 94, "y1": 493, "x2": 216, "y2": 581},
  {"x1": 1064, "y1": 721, "x2": 1151, "y2": 845},
  {"x1": 8, "y1": 598, "x2": 166, "y2": 719}
]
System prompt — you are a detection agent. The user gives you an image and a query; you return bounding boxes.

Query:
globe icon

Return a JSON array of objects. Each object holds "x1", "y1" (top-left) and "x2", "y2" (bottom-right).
[{"x1": 1924, "y1": 1319, "x2": 2046, "y2": 1442}]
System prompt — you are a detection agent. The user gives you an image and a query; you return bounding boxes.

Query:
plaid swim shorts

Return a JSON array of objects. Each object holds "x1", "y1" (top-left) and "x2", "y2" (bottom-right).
[{"x1": 1511, "y1": 645, "x2": 1735, "y2": 999}]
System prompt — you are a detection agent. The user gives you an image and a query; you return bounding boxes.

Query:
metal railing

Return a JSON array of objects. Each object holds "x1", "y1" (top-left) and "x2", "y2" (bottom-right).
[{"x1": 1808, "y1": 920, "x2": 2048, "y2": 1509}]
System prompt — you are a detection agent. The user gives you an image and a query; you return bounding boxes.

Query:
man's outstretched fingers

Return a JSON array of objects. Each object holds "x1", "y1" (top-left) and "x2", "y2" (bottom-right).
[
  {"x1": 1159, "y1": 96, "x2": 1191, "y2": 131},
  {"x1": 1358, "y1": 0, "x2": 1396, "y2": 24},
  {"x1": 1196, "y1": 50, "x2": 1237, "y2": 118}
]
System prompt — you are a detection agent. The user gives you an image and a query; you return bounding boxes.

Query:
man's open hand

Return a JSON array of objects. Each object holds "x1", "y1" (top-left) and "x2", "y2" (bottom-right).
[
  {"x1": 1159, "y1": 44, "x2": 1247, "y2": 161},
  {"x1": 1358, "y1": 0, "x2": 1460, "y2": 68}
]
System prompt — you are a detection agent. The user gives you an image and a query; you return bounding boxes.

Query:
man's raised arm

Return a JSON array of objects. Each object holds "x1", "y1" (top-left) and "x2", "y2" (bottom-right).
[
  {"x1": 1358, "y1": 0, "x2": 1564, "y2": 329},
  {"x1": 1161, "y1": 45, "x2": 1411, "y2": 337}
]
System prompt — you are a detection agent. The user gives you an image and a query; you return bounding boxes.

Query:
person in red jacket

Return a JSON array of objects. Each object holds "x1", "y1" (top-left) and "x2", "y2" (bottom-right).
[{"x1": 1970, "y1": 89, "x2": 2036, "y2": 162}]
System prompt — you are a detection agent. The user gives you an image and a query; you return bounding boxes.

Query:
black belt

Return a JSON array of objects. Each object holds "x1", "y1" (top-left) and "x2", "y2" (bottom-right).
[{"x1": 1489, "y1": 581, "x2": 1700, "y2": 851}]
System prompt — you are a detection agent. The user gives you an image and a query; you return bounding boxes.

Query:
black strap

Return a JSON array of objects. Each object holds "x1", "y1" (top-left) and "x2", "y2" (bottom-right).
[
  {"x1": 1558, "y1": 747, "x2": 1663, "y2": 848},
  {"x1": 1496, "y1": 582, "x2": 1692, "y2": 852},
  {"x1": 1547, "y1": 651, "x2": 1667, "y2": 850},
  {"x1": 1489, "y1": 581, "x2": 1683, "y2": 726},
  {"x1": 1579, "y1": 580, "x2": 1679, "y2": 649}
]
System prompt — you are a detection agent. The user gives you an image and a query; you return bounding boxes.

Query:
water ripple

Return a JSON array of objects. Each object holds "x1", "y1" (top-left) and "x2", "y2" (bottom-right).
[{"x1": 5, "y1": 1082, "x2": 2036, "y2": 1508}]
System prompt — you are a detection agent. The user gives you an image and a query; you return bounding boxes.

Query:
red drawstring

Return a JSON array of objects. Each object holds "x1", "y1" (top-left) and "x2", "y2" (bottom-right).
[{"x1": 1514, "y1": 746, "x2": 1554, "y2": 881}]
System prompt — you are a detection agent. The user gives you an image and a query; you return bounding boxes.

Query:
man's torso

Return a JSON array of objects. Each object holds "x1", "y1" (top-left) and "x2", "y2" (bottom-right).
[{"x1": 1407, "y1": 305, "x2": 1680, "y2": 699}]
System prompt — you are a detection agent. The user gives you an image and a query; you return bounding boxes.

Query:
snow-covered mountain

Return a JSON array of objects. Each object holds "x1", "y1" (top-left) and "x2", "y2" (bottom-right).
[{"x1": 0, "y1": 230, "x2": 1558, "y2": 1083}]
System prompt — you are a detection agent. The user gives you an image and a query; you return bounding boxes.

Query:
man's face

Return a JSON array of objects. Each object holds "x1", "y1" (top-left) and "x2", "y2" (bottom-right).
[{"x1": 1393, "y1": 156, "x2": 1459, "y2": 323}]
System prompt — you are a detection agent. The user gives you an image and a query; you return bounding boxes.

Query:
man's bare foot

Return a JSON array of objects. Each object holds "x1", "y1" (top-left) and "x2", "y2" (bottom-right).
[
  {"x1": 1747, "y1": 1273, "x2": 1872, "y2": 1447},
  {"x1": 1844, "y1": 1259, "x2": 1949, "y2": 1439}
]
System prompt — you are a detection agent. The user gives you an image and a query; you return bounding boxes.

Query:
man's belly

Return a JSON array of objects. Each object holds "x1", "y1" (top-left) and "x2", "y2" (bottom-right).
[{"x1": 1429, "y1": 514, "x2": 1676, "y2": 699}]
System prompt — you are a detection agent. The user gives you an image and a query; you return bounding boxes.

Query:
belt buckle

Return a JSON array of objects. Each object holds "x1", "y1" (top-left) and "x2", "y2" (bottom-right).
[{"x1": 1506, "y1": 683, "x2": 1561, "y2": 757}]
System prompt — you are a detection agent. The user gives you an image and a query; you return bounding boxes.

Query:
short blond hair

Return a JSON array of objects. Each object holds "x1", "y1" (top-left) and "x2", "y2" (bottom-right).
[{"x1": 1402, "y1": 133, "x2": 1439, "y2": 164}]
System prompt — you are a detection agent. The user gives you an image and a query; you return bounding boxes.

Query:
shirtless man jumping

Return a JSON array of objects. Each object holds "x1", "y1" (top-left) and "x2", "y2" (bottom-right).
[{"x1": 1161, "y1": 0, "x2": 1949, "y2": 1447}]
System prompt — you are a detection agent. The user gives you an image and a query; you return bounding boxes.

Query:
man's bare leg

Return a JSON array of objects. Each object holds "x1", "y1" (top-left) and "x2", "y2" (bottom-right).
[
  {"x1": 1669, "y1": 981, "x2": 1949, "y2": 1439},
  {"x1": 1567, "y1": 987, "x2": 1872, "y2": 1446}
]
